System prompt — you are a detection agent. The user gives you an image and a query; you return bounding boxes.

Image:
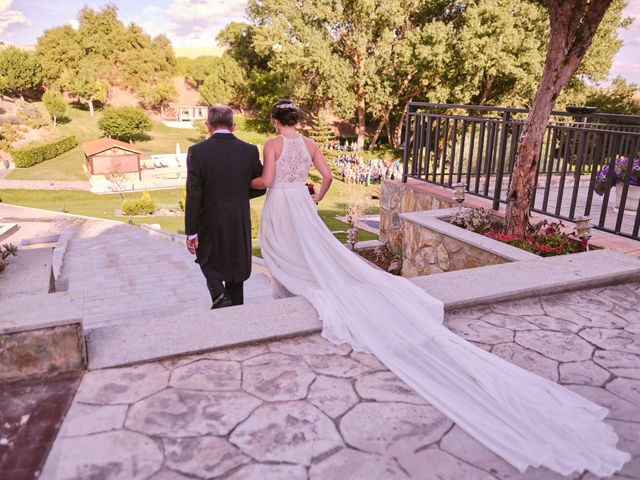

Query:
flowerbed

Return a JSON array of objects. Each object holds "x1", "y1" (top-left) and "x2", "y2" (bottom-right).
[
  {"x1": 595, "y1": 156, "x2": 640, "y2": 195},
  {"x1": 450, "y1": 208, "x2": 585, "y2": 257},
  {"x1": 355, "y1": 245, "x2": 401, "y2": 275}
]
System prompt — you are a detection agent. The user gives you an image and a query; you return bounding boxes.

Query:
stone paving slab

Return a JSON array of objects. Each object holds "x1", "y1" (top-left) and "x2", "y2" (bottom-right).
[{"x1": 42, "y1": 283, "x2": 640, "y2": 480}]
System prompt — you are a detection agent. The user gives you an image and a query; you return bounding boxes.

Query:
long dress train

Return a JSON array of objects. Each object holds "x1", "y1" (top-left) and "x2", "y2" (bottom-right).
[{"x1": 258, "y1": 135, "x2": 630, "y2": 476}]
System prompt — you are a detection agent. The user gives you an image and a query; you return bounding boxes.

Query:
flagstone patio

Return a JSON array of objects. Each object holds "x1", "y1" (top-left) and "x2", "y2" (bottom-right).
[{"x1": 41, "y1": 283, "x2": 640, "y2": 480}]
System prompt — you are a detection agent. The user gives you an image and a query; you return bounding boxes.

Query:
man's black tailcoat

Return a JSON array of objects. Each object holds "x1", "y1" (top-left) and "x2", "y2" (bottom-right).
[{"x1": 185, "y1": 133, "x2": 264, "y2": 285}]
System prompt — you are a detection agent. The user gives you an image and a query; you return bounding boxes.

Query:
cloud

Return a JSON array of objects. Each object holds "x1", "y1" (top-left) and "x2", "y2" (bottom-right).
[
  {"x1": 165, "y1": 0, "x2": 247, "y2": 46},
  {"x1": 0, "y1": 0, "x2": 29, "y2": 37}
]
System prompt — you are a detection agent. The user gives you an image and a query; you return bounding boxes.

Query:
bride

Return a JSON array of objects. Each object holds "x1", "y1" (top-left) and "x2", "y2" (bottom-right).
[{"x1": 250, "y1": 99, "x2": 630, "y2": 476}]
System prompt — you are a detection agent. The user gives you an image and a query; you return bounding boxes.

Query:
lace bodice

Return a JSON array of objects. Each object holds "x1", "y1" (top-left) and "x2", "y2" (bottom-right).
[{"x1": 272, "y1": 136, "x2": 312, "y2": 185}]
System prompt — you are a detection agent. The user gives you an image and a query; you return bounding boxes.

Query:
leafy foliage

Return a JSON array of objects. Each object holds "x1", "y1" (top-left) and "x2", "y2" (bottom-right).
[
  {"x1": 138, "y1": 80, "x2": 177, "y2": 118},
  {"x1": 11, "y1": 135, "x2": 78, "y2": 168},
  {"x1": 450, "y1": 208, "x2": 501, "y2": 234},
  {"x1": 35, "y1": 5, "x2": 175, "y2": 103},
  {"x1": 98, "y1": 107, "x2": 152, "y2": 141},
  {"x1": 42, "y1": 90, "x2": 67, "y2": 126},
  {"x1": 585, "y1": 77, "x2": 640, "y2": 116},
  {"x1": 0, "y1": 47, "x2": 43, "y2": 97},
  {"x1": 0, "y1": 244, "x2": 18, "y2": 274},
  {"x1": 198, "y1": 55, "x2": 247, "y2": 107},
  {"x1": 122, "y1": 190, "x2": 156, "y2": 215}
]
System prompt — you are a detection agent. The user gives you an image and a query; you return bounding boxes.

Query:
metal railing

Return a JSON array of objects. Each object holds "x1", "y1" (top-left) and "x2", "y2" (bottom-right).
[{"x1": 402, "y1": 103, "x2": 640, "y2": 240}]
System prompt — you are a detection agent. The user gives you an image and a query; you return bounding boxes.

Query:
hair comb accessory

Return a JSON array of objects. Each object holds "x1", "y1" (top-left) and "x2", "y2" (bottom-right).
[{"x1": 275, "y1": 103, "x2": 296, "y2": 109}]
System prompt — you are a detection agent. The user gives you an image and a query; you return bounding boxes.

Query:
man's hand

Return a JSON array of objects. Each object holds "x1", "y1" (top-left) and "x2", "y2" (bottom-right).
[{"x1": 186, "y1": 237, "x2": 198, "y2": 255}]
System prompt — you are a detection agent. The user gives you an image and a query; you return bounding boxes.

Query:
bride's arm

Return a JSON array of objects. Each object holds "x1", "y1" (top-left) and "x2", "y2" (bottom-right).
[
  {"x1": 250, "y1": 139, "x2": 277, "y2": 189},
  {"x1": 307, "y1": 139, "x2": 332, "y2": 203}
]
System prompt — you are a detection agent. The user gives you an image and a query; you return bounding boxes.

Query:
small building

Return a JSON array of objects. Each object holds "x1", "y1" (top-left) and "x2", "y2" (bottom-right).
[
  {"x1": 178, "y1": 105, "x2": 208, "y2": 122},
  {"x1": 82, "y1": 138, "x2": 142, "y2": 179}
]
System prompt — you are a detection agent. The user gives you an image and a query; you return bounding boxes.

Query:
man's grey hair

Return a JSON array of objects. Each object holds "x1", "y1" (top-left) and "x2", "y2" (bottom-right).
[{"x1": 207, "y1": 105, "x2": 233, "y2": 128}]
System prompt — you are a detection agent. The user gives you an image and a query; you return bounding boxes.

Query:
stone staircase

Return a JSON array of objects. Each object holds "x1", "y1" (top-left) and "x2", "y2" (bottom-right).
[{"x1": 58, "y1": 220, "x2": 292, "y2": 369}]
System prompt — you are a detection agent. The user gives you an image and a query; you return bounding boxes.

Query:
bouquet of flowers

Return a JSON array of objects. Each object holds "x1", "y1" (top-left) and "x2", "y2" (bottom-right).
[
  {"x1": 594, "y1": 156, "x2": 640, "y2": 195},
  {"x1": 306, "y1": 183, "x2": 316, "y2": 195}
]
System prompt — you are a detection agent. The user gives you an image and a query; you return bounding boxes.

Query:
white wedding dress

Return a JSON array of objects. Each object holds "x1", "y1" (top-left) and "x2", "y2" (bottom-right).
[{"x1": 258, "y1": 135, "x2": 630, "y2": 476}]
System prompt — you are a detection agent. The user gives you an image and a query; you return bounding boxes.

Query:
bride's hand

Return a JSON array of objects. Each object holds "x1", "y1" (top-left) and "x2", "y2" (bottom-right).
[{"x1": 311, "y1": 193, "x2": 320, "y2": 204}]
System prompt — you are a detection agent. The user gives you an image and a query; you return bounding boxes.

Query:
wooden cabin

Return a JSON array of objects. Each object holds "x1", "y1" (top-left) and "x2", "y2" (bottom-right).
[{"x1": 82, "y1": 138, "x2": 142, "y2": 179}]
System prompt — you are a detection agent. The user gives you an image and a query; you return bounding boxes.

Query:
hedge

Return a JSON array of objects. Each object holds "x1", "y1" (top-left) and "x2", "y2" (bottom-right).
[{"x1": 11, "y1": 135, "x2": 78, "y2": 168}]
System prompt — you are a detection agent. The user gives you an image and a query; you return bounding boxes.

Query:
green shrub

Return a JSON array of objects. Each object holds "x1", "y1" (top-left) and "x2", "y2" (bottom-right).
[
  {"x1": 121, "y1": 191, "x2": 156, "y2": 216},
  {"x1": 11, "y1": 135, "x2": 78, "y2": 167},
  {"x1": 178, "y1": 188, "x2": 186, "y2": 211},
  {"x1": 250, "y1": 208, "x2": 260, "y2": 239},
  {"x1": 99, "y1": 107, "x2": 152, "y2": 141}
]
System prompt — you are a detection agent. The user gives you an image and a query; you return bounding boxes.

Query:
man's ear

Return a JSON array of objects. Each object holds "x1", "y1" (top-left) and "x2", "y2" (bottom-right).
[
  {"x1": 205, "y1": 122, "x2": 213, "y2": 134},
  {"x1": 229, "y1": 123, "x2": 236, "y2": 133}
]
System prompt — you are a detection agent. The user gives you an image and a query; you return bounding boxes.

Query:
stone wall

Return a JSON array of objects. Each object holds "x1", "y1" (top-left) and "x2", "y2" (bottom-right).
[
  {"x1": 400, "y1": 210, "x2": 539, "y2": 278},
  {"x1": 0, "y1": 324, "x2": 85, "y2": 383},
  {"x1": 401, "y1": 220, "x2": 510, "y2": 277},
  {"x1": 380, "y1": 180, "x2": 455, "y2": 254}
]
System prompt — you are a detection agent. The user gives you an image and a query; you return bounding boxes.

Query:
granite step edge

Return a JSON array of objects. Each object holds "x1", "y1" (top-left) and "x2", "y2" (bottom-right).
[{"x1": 86, "y1": 296, "x2": 320, "y2": 369}]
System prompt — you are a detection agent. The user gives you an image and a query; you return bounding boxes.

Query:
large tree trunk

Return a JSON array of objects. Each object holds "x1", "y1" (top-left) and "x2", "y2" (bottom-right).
[
  {"x1": 394, "y1": 107, "x2": 407, "y2": 148},
  {"x1": 356, "y1": 83, "x2": 366, "y2": 150},
  {"x1": 384, "y1": 112, "x2": 394, "y2": 149},
  {"x1": 368, "y1": 114, "x2": 388, "y2": 150},
  {"x1": 88, "y1": 97, "x2": 95, "y2": 117},
  {"x1": 504, "y1": 0, "x2": 612, "y2": 235}
]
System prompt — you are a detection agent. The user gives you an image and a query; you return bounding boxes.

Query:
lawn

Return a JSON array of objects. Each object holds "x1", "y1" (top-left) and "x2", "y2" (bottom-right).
[
  {"x1": 6, "y1": 104, "x2": 274, "y2": 182},
  {"x1": 1, "y1": 170, "x2": 380, "y2": 255}
]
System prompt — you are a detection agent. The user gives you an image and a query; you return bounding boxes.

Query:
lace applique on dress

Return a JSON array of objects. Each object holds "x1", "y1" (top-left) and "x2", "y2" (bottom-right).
[{"x1": 273, "y1": 136, "x2": 312, "y2": 185}]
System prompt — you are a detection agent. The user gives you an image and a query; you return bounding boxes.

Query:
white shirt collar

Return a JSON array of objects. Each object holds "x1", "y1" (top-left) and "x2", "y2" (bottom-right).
[{"x1": 212, "y1": 129, "x2": 232, "y2": 135}]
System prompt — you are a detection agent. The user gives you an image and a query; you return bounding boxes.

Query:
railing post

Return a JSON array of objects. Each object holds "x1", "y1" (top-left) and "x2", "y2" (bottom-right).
[
  {"x1": 493, "y1": 111, "x2": 510, "y2": 210},
  {"x1": 402, "y1": 102, "x2": 413, "y2": 183}
]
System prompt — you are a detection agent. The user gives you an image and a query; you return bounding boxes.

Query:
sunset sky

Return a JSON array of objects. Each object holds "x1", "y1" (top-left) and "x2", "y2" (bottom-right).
[{"x1": 1, "y1": 0, "x2": 639, "y2": 85}]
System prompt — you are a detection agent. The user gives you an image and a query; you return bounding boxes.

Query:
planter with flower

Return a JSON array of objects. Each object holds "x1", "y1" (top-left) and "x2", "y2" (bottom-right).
[
  {"x1": 594, "y1": 156, "x2": 640, "y2": 214},
  {"x1": 450, "y1": 209, "x2": 586, "y2": 257}
]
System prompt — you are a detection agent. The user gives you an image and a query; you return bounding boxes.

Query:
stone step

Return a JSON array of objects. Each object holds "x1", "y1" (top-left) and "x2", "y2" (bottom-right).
[
  {"x1": 87, "y1": 296, "x2": 320, "y2": 369},
  {"x1": 86, "y1": 249, "x2": 640, "y2": 370}
]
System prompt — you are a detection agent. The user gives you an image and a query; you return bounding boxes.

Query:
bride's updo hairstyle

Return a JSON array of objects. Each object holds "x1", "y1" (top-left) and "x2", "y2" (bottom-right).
[{"x1": 271, "y1": 99, "x2": 300, "y2": 126}]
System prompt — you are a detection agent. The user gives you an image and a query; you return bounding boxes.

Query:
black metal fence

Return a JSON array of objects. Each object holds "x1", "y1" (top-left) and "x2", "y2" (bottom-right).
[{"x1": 402, "y1": 103, "x2": 640, "y2": 240}]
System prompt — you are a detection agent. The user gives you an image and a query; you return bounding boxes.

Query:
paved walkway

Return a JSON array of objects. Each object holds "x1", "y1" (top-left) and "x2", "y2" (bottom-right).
[
  {"x1": 0, "y1": 204, "x2": 273, "y2": 332},
  {"x1": 0, "y1": 178, "x2": 91, "y2": 190},
  {"x1": 43, "y1": 284, "x2": 640, "y2": 480},
  {"x1": 59, "y1": 219, "x2": 272, "y2": 331}
]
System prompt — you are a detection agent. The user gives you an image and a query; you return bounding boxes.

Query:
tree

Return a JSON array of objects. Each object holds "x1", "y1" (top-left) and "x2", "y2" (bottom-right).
[
  {"x1": 585, "y1": 77, "x2": 640, "y2": 116},
  {"x1": 98, "y1": 107, "x2": 152, "y2": 142},
  {"x1": 180, "y1": 56, "x2": 220, "y2": 88},
  {"x1": 199, "y1": 55, "x2": 248, "y2": 108},
  {"x1": 138, "y1": 80, "x2": 177, "y2": 119},
  {"x1": 61, "y1": 61, "x2": 108, "y2": 117},
  {"x1": 36, "y1": 26, "x2": 82, "y2": 85},
  {"x1": 42, "y1": 90, "x2": 67, "y2": 126},
  {"x1": 309, "y1": 113, "x2": 334, "y2": 150},
  {"x1": 0, "y1": 47, "x2": 43, "y2": 99},
  {"x1": 504, "y1": 0, "x2": 614, "y2": 235}
]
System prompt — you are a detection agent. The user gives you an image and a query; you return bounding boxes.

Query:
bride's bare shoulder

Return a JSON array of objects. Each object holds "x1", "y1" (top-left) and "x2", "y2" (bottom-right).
[{"x1": 264, "y1": 136, "x2": 284, "y2": 149}]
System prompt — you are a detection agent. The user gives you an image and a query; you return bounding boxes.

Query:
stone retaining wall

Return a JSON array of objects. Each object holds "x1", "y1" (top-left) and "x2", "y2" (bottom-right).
[
  {"x1": 0, "y1": 324, "x2": 85, "y2": 383},
  {"x1": 380, "y1": 180, "x2": 455, "y2": 254},
  {"x1": 400, "y1": 209, "x2": 539, "y2": 278}
]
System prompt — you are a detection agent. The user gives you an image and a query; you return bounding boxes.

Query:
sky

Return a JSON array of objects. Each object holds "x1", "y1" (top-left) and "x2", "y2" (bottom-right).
[{"x1": 0, "y1": 0, "x2": 639, "y2": 85}]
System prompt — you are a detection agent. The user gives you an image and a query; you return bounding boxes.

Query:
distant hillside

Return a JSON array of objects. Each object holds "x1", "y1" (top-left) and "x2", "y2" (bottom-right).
[{"x1": 174, "y1": 46, "x2": 224, "y2": 58}]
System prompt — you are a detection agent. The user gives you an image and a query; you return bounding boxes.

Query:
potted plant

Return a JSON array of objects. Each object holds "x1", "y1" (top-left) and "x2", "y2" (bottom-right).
[{"x1": 594, "y1": 156, "x2": 640, "y2": 214}]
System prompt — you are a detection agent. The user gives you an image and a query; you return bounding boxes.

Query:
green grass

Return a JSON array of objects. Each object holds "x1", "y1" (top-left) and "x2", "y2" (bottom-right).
[
  {"x1": 1, "y1": 171, "x2": 380, "y2": 254},
  {"x1": 6, "y1": 104, "x2": 272, "y2": 182}
]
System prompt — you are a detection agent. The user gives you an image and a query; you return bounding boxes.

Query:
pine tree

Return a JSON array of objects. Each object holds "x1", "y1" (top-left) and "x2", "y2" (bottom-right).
[{"x1": 309, "y1": 113, "x2": 334, "y2": 153}]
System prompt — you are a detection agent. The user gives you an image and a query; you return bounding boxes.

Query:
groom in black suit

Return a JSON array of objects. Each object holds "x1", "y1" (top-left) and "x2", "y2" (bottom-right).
[{"x1": 185, "y1": 105, "x2": 265, "y2": 309}]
